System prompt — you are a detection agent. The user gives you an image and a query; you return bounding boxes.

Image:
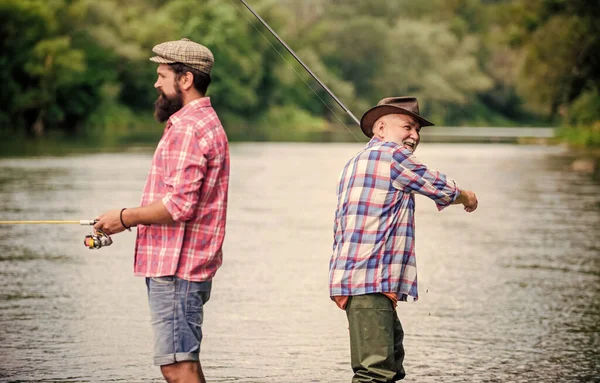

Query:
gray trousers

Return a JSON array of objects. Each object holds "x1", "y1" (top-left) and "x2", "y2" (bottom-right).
[{"x1": 346, "y1": 294, "x2": 405, "y2": 382}]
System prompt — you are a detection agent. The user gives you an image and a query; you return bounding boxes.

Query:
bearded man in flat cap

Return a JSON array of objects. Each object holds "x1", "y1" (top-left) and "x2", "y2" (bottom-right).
[
  {"x1": 329, "y1": 97, "x2": 478, "y2": 382},
  {"x1": 95, "y1": 38, "x2": 229, "y2": 383}
]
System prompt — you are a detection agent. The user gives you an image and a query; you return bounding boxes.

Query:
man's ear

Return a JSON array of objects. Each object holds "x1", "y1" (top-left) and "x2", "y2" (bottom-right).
[
  {"x1": 179, "y1": 71, "x2": 194, "y2": 91},
  {"x1": 373, "y1": 119, "x2": 385, "y2": 138}
]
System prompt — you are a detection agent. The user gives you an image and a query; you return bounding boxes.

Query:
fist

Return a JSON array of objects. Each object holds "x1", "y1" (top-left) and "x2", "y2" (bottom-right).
[{"x1": 463, "y1": 190, "x2": 478, "y2": 213}]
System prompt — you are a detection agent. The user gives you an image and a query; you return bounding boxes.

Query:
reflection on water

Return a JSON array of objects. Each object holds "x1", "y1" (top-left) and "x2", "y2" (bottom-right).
[{"x1": 0, "y1": 144, "x2": 598, "y2": 382}]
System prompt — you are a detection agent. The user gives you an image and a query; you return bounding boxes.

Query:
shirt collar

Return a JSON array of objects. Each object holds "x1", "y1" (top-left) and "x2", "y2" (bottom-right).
[
  {"x1": 166, "y1": 97, "x2": 211, "y2": 130},
  {"x1": 366, "y1": 136, "x2": 382, "y2": 147},
  {"x1": 176, "y1": 97, "x2": 211, "y2": 116}
]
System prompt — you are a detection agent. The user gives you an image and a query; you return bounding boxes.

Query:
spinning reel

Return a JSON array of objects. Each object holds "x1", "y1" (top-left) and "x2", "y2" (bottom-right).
[{"x1": 84, "y1": 228, "x2": 113, "y2": 249}]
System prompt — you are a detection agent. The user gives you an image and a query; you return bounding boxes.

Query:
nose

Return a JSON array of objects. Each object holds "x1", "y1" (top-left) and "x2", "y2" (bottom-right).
[
  {"x1": 154, "y1": 79, "x2": 160, "y2": 89},
  {"x1": 410, "y1": 129, "x2": 419, "y2": 140}
]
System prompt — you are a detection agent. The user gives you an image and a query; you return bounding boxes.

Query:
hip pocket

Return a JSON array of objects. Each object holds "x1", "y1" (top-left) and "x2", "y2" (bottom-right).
[{"x1": 151, "y1": 276, "x2": 175, "y2": 285}]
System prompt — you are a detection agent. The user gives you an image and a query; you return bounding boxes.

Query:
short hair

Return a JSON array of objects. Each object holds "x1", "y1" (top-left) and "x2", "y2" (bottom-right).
[{"x1": 169, "y1": 63, "x2": 211, "y2": 95}]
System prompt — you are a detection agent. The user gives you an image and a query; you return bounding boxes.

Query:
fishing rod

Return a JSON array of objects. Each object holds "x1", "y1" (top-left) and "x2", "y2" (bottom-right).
[
  {"x1": 0, "y1": 220, "x2": 96, "y2": 225},
  {"x1": 235, "y1": 0, "x2": 362, "y2": 130},
  {"x1": 0, "y1": 219, "x2": 113, "y2": 249}
]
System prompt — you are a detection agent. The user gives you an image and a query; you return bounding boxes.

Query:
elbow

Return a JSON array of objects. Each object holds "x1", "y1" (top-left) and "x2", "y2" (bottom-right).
[
  {"x1": 177, "y1": 210, "x2": 196, "y2": 222},
  {"x1": 171, "y1": 203, "x2": 197, "y2": 222},
  {"x1": 163, "y1": 194, "x2": 198, "y2": 222}
]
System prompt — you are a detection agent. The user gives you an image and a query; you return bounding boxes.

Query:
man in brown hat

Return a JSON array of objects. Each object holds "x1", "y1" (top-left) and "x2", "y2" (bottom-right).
[
  {"x1": 94, "y1": 38, "x2": 229, "y2": 383},
  {"x1": 329, "y1": 97, "x2": 478, "y2": 382}
]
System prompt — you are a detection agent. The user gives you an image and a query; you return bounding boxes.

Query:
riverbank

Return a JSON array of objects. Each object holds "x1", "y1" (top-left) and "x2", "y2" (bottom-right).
[
  {"x1": 558, "y1": 146, "x2": 600, "y2": 181},
  {"x1": 1, "y1": 127, "x2": 598, "y2": 183}
]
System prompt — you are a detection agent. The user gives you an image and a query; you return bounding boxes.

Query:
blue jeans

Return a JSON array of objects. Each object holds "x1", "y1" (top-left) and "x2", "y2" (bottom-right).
[{"x1": 146, "y1": 276, "x2": 212, "y2": 366}]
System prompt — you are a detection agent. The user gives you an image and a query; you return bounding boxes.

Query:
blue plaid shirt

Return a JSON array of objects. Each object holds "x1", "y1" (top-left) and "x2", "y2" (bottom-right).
[{"x1": 329, "y1": 137, "x2": 460, "y2": 301}]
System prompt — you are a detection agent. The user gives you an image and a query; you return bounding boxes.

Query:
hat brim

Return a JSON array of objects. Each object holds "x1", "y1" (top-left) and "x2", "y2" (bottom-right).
[
  {"x1": 149, "y1": 56, "x2": 212, "y2": 75},
  {"x1": 149, "y1": 55, "x2": 176, "y2": 64},
  {"x1": 360, "y1": 105, "x2": 435, "y2": 138}
]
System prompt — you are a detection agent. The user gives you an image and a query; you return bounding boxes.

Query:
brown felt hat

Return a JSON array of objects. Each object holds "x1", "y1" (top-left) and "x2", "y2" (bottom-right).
[
  {"x1": 360, "y1": 96, "x2": 434, "y2": 138},
  {"x1": 150, "y1": 38, "x2": 214, "y2": 75}
]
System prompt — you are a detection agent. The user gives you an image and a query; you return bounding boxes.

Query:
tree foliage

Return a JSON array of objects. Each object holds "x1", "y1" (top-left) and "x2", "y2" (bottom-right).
[
  {"x1": 491, "y1": 0, "x2": 600, "y2": 119},
  {"x1": 0, "y1": 0, "x2": 598, "y2": 144}
]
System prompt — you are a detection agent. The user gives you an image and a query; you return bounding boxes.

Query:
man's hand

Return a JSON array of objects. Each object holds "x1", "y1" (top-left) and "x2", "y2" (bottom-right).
[
  {"x1": 453, "y1": 189, "x2": 478, "y2": 213},
  {"x1": 94, "y1": 209, "x2": 128, "y2": 235},
  {"x1": 94, "y1": 201, "x2": 175, "y2": 235}
]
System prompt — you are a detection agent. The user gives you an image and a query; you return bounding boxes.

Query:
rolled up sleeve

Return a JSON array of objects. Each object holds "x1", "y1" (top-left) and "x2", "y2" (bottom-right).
[
  {"x1": 161, "y1": 122, "x2": 209, "y2": 222},
  {"x1": 390, "y1": 148, "x2": 460, "y2": 210}
]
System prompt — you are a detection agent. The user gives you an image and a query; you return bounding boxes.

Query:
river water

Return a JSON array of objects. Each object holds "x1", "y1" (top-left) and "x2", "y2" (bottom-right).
[{"x1": 0, "y1": 143, "x2": 598, "y2": 382}]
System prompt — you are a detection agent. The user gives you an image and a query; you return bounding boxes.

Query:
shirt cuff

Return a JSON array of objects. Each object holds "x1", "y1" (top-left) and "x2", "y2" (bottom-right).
[
  {"x1": 162, "y1": 193, "x2": 181, "y2": 221},
  {"x1": 436, "y1": 182, "x2": 461, "y2": 211}
]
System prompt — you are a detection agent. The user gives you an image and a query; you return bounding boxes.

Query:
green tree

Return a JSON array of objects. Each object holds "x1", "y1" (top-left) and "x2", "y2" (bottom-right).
[
  {"x1": 0, "y1": 0, "x2": 117, "y2": 137},
  {"x1": 372, "y1": 19, "x2": 493, "y2": 124},
  {"x1": 24, "y1": 36, "x2": 86, "y2": 136},
  {"x1": 492, "y1": 0, "x2": 600, "y2": 118}
]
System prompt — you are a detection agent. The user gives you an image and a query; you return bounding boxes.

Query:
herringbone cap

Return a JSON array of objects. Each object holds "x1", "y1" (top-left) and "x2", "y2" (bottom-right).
[{"x1": 150, "y1": 38, "x2": 214, "y2": 75}]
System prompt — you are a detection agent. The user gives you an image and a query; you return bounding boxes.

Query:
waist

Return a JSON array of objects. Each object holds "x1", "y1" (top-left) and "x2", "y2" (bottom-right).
[{"x1": 332, "y1": 292, "x2": 398, "y2": 310}]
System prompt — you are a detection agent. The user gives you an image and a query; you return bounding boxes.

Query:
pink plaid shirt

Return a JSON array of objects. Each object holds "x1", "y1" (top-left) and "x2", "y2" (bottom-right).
[{"x1": 134, "y1": 97, "x2": 229, "y2": 281}]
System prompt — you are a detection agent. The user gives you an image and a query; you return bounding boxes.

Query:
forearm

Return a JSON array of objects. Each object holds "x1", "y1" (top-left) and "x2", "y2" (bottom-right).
[
  {"x1": 391, "y1": 156, "x2": 460, "y2": 208},
  {"x1": 122, "y1": 200, "x2": 175, "y2": 227},
  {"x1": 452, "y1": 190, "x2": 467, "y2": 205}
]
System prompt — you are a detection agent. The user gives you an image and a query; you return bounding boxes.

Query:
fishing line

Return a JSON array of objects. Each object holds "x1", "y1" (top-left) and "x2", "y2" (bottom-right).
[{"x1": 229, "y1": 0, "x2": 362, "y2": 142}]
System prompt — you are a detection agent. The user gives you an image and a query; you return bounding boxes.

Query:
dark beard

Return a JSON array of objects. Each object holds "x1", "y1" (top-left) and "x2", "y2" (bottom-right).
[{"x1": 154, "y1": 86, "x2": 183, "y2": 123}]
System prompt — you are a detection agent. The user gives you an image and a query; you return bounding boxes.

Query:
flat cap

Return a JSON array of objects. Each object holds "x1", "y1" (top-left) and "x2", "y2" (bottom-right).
[{"x1": 149, "y1": 38, "x2": 214, "y2": 75}]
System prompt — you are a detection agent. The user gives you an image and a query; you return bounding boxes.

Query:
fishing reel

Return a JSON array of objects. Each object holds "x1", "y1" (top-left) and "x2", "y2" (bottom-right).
[{"x1": 84, "y1": 228, "x2": 113, "y2": 249}]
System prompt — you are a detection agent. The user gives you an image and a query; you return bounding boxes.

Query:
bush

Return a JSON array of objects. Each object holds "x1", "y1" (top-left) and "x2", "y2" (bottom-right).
[
  {"x1": 560, "y1": 89, "x2": 600, "y2": 147},
  {"x1": 255, "y1": 106, "x2": 327, "y2": 141},
  {"x1": 565, "y1": 89, "x2": 600, "y2": 127}
]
